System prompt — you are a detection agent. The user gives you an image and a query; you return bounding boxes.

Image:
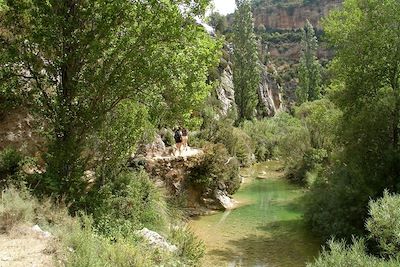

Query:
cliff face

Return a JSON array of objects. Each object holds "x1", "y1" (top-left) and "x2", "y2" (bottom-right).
[
  {"x1": 215, "y1": 64, "x2": 284, "y2": 118},
  {"x1": 253, "y1": 0, "x2": 342, "y2": 30},
  {"x1": 258, "y1": 66, "x2": 284, "y2": 117}
]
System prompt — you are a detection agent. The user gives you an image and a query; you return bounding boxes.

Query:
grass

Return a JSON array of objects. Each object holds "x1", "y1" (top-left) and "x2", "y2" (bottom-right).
[{"x1": 0, "y1": 187, "x2": 205, "y2": 266}]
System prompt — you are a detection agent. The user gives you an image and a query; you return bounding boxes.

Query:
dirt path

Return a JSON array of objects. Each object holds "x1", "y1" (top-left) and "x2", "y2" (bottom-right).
[{"x1": 0, "y1": 226, "x2": 55, "y2": 267}]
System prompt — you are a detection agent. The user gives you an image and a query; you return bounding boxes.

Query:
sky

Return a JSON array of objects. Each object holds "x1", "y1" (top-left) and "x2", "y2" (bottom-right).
[{"x1": 212, "y1": 0, "x2": 236, "y2": 15}]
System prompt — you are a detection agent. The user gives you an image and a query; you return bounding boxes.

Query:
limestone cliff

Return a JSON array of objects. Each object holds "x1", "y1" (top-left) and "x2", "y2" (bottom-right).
[
  {"x1": 253, "y1": 0, "x2": 342, "y2": 30},
  {"x1": 215, "y1": 66, "x2": 235, "y2": 117},
  {"x1": 215, "y1": 64, "x2": 284, "y2": 118}
]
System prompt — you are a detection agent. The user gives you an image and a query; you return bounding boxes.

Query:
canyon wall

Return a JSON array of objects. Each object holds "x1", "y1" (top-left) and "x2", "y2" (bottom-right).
[{"x1": 253, "y1": 0, "x2": 342, "y2": 29}]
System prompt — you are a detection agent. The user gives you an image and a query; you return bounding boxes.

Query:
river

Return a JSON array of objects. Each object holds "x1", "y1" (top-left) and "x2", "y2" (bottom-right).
[{"x1": 189, "y1": 161, "x2": 321, "y2": 267}]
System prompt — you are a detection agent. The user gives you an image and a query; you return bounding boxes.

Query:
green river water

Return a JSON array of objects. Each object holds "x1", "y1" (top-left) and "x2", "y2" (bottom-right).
[{"x1": 189, "y1": 162, "x2": 321, "y2": 267}]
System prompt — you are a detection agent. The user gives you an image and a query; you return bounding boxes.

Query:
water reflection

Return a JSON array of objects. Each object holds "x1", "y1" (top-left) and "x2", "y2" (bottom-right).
[{"x1": 190, "y1": 162, "x2": 321, "y2": 267}]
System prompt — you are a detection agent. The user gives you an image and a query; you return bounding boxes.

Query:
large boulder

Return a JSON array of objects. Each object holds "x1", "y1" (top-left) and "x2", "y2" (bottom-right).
[
  {"x1": 201, "y1": 189, "x2": 237, "y2": 211},
  {"x1": 136, "y1": 228, "x2": 177, "y2": 253}
]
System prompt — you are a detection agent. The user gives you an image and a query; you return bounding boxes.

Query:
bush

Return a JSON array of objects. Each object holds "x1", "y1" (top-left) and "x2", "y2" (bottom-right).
[
  {"x1": 188, "y1": 144, "x2": 240, "y2": 195},
  {"x1": 0, "y1": 148, "x2": 23, "y2": 186},
  {"x1": 366, "y1": 191, "x2": 400, "y2": 258},
  {"x1": 304, "y1": 165, "x2": 370, "y2": 240},
  {"x1": 161, "y1": 128, "x2": 175, "y2": 147},
  {"x1": 308, "y1": 238, "x2": 400, "y2": 267},
  {"x1": 282, "y1": 99, "x2": 340, "y2": 184},
  {"x1": 242, "y1": 112, "x2": 310, "y2": 165},
  {"x1": 84, "y1": 171, "x2": 168, "y2": 237},
  {"x1": 285, "y1": 148, "x2": 328, "y2": 185},
  {"x1": 308, "y1": 192, "x2": 400, "y2": 266},
  {"x1": 201, "y1": 118, "x2": 253, "y2": 166},
  {"x1": 169, "y1": 226, "x2": 205, "y2": 266},
  {"x1": 59, "y1": 216, "x2": 178, "y2": 267}
]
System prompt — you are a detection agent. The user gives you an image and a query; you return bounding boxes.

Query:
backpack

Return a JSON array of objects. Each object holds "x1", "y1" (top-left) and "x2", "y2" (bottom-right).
[{"x1": 174, "y1": 130, "x2": 182, "y2": 143}]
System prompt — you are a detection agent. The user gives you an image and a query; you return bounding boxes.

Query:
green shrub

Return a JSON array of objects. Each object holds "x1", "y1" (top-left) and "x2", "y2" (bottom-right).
[
  {"x1": 169, "y1": 226, "x2": 205, "y2": 266},
  {"x1": 304, "y1": 167, "x2": 371, "y2": 240},
  {"x1": 84, "y1": 171, "x2": 168, "y2": 237},
  {"x1": 188, "y1": 144, "x2": 240, "y2": 195},
  {"x1": 0, "y1": 148, "x2": 23, "y2": 187},
  {"x1": 242, "y1": 112, "x2": 310, "y2": 166},
  {"x1": 309, "y1": 192, "x2": 400, "y2": 266},
  {"x1": 162, "y1": 129, "x2": 175, "y2": 147},
  {"x1": 231, "y1": 127, "x2": 253, "y2": 166},
  {"x1": 60, "y1": 217, "x2": 176, "y2": 267},
  {"x1": 188, "y1": 131, "x2": 207, "y2": 148},
  {"x1": 366, "y1": 191, "x2": 400, "y2": 258},
  {"x1": 285, "y1": 148, "x2": 328, "y2": 185},
  {"x1": 308, "y1": 238, "x2": 400, "y2": 267},
  {"x1": 201, "y1": 118, "x2": 253, "y2": 166}
]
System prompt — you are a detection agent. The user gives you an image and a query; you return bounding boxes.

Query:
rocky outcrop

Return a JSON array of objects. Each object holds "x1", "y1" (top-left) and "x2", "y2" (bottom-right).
[
  {"x1": 198, "y1": 190, "x2": 237, "y2": 212},
  {"x1": 136, "y1": 228, "x2": 177, "y2": 252},
  {"x1": 258, "y1": 65, "x2": 284, "y2": 117},
  {"x1": 215, "y1": 66, "x2": 235, "y2": 117},
  {"x1": 215, "y1": 64, "x2": 284, "y2": 118},
  {"x1": 0, "y1": 108, "x2": 45, "y2": 156},
  {"x1": 135, "y1": 144, "x2": 239, "y2": 215},
  {"x1": 253, "y1": 0, "x2": 342, "y2": 30}
]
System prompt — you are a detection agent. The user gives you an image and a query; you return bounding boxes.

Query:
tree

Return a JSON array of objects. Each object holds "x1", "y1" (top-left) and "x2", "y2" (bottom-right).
[
  {"x1": 325, "y1": 0, "x2": 400, "y2": 194},
  {"x1": 0, "y1": 0, "x2": 220, "y2": 200},
  {"x1": 296, "y1": 20, "x2": 322, "y2": 104},
  {"x1": 305, "y1": 0, "x2": 400, "y2": 240},
  {"x1": 232, "y1": 0, "x2": 261, "y2": 122},
  {"x1": 209, "y1": 12, "x2": 228, "y2": 35}
]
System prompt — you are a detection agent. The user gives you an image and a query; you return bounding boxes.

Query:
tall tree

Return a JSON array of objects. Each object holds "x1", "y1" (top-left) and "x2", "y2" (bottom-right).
[
  {"x1": 232, "y1": 0, "x2": 260, "y2": 122},
  {"x1": 296, "y1": 20, "x2": 322, "y2": 104},
  {"x1": 0, "y1": 0, "x2": 220, "y2": 200},
  {"x1": 305, "y1": 0, "x2": 400, "y2": 240}
]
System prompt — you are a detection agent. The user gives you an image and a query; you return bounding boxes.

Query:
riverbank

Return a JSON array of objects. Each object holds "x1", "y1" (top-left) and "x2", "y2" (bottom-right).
[{"x1": 189, "y1": 161, "x2": 321, "y2": 267}]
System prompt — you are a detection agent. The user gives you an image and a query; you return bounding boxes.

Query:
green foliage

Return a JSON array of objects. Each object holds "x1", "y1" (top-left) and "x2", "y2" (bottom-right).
[
  {"x1": 0, "y1": 148, "x2": 39, "y2": 188},
  {"x1": 91, "y1": 101, "x2": 152, "y2": 184},
  {"x1": 0, "y1": 0, "x2": 220, "y2": 201},
  {"x1": 366, "y1": 191, "x2": 400, "y2": 258},
  {"x1": 309, "y1": 193, "x2": 400, "y2": 266},
  {"x1": 169, "y1": 226, "x2": 205, "y2": 266},
  {"x1": 233, "y1": 0, "x2": 261, "y2": 121},
  {"x1": 261, "y1": 30, "x2": 302, "y2": 44},
  {"x1": 60, "y1": 217, "x2": 179, "y2": 267},
  {"x1": 283, "y1": 99, "x2": 341, "y2": 184},
  {"x1": 305, "y1": 0, "x2": 400, "y2": 241},
  {"x1": 0, "y1": 148, "x2": 22, "y2": 180},
  {"x1": 189, "y1": 144, "x2": 241, "y2": 195},
  {"x1": 304, "y1": 166, "x2": 370, "y2": 240},
  {"x1": 295, "y1": 99, "x2": 341, "y2": 150},
  {"x1": 200, "y1": 118, "x2": 253, "y2": 166},
  {"x1": 84, "y1": 171, "x2": 168, "y2": 238},
  {"x1": 323, "y1": 0, "x2": 400, "y2": 191},
  {"x1": 296, "y1": 20, "x2": 322, "y2": 104},
  {"x1": 0, "y1": 186, "x2": 205, "y2": 266},
  {"x1": 285, "y1": 148, "x2": 327, "y2": 185},
  {"x1": 308, "y1": 238, "x2": 400, "y2": 267},
  {"x1": 209, "y1": 12, "x2": 228, "y2": 35}
]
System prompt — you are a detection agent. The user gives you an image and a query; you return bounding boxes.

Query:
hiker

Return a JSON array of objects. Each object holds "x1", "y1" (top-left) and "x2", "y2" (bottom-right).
[
  {"x1": 174, "y1": 127, "x2": 183, "y2": 156},
  {"x1": 181, "y1": 128, "x2": 189, "y2": 151}
]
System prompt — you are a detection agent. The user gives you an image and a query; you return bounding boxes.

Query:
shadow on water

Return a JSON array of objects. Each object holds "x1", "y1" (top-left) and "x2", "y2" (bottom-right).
[{"x1": 208, "y1": 219, "x2": 321, "y2": 267}]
